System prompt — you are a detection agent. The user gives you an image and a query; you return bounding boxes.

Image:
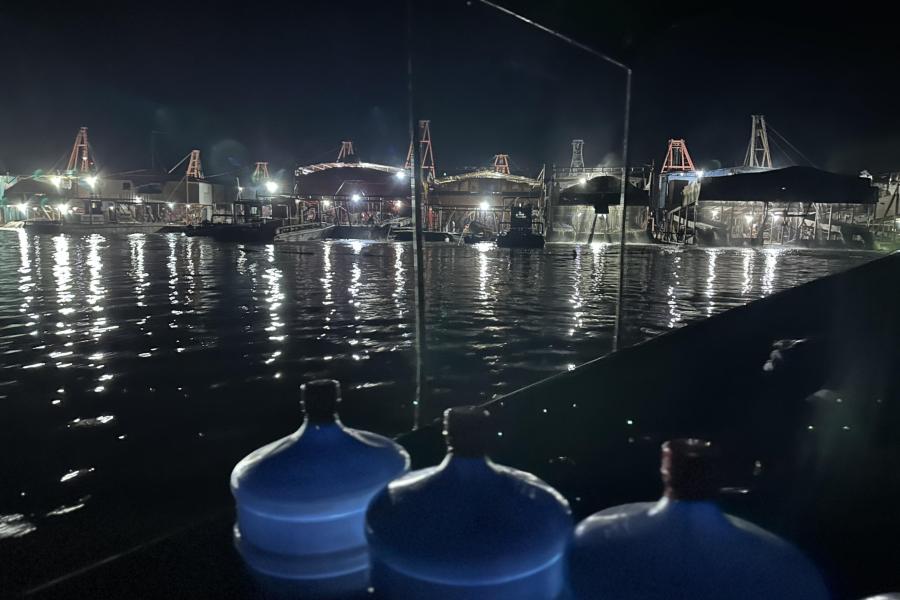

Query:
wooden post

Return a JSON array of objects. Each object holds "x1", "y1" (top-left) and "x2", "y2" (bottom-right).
[
  {"x1": 827, "y1": 205, "x2": 833, "y2": 241},
  {"x1": 780, "y1": 203, "x2": 788, "y2": 244},
  {"x1": 406, "y1": 0, "x2": 427, "y2": 429},
  {"x1": 813, "y1": 203, "x2": 819, "y2": 243},
  {"x1": 758, "y1": 200, "x2": 768, "y2": 244}
]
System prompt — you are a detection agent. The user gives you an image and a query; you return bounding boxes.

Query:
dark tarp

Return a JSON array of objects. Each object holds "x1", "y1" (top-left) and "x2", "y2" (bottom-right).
[
  {"x1": 557, "y1": 175, "x2": 648, "y2": 212},
  {"x1": 2, "y1": 178, "x2": 60, "y2": 199},
  {"x1": 697, "y1": 166, "x2": 877, "y2": 204}
]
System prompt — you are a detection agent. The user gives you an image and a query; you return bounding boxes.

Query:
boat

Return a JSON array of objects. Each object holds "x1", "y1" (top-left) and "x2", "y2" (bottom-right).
[
  {"x1": 20, "y1": 218, "x2": 174, "y2": 235},
  {"x1": 461, "y1": 221, "x2": 496, "y2": 244},
  {"x1": 196, "y1": 200, "x2": 281, "y2": 243},
  {"x1": 495, "y1": 204, "x2": 545, "y2": 248},
  {"x1": 274, "y1": 222, "x2": 335, "y2": 242},
  {"x1": 184, "y1": 221, "x2": 225, "y2": 237},
  {"x1": 389, "y1": 227, "x2": 459, "y2": 243},
  {"x1": 23, "y1": 219, "x2": 63, "y2": 234},
  {"x1": 208, "y1": 220, "x2": 280, "y2": 243}
]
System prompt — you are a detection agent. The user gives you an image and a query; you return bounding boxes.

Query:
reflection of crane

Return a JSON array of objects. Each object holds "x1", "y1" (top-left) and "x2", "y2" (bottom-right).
[
  {"x1": 493, "y1": 154, "x2": 511, "y2": 175},
  {"x1": 66, "y1": 127, "x2": 94, "y2": 174},
  {"x1": 405, "y1": 120, "x2": 436, "y2": 180}
]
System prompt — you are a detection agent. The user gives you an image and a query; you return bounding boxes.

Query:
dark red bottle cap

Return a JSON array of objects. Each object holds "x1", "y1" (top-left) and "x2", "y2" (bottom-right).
[
  {"x1": 443, "y1": 406, "x2": 494, "y2": 457},
  {"x1": 661, "y1": 438, "x2": 720, "y2": 500},
  {"x1": 301, "y1": 379, "x2": 341, "y2": 423}
]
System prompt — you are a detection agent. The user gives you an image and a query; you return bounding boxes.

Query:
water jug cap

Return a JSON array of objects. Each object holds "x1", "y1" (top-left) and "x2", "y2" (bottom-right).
[
  {"x1": 443, "y1": 406, "x2": 493, "y2": 457},
  {"x1": 661, "y1": 438, "x2": 720, "y2": 500},
  {"x1": 301, "y1": 379, "x2": 341, "y2": 423}
]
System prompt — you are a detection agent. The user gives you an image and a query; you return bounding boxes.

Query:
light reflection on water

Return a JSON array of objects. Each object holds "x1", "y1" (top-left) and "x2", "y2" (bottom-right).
[
  {"x1": 705, "y1": 247, "x2": 718, "y2": 316},
  {"x1": 0, "y1": 232, "x2": 881, "y2": 586},
  {"x1": 667, "y1": 254, "x2": 683, "y2": 329}
]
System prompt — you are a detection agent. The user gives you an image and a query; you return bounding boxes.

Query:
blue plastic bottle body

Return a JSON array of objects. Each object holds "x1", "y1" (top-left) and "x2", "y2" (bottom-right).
[
  {"x1": 569, "y1": 499, "x2": 830, "y2": 600},
  {"x1": 366, "y1": 455, "x2": 573, "y2": 600},
  {"x1": 230, "y1": 421, "x2": 409, "y2": 581}
]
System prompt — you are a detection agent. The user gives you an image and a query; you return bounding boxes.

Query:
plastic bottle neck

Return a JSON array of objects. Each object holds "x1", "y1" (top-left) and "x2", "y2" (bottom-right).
[
  {"x1": 650, "y1": 496, "x2": 727, "y2": 522},
  {"x1": 440, "y1": 453, "x2": 494, "y2": 477},
  {"x1": 663, "y1": 485, "x2": 717, "y2": 502},
  {"x1": 662, "y1": 470, "x2": 723, "y2": 502},
  {"x1": 301, "y1": 417, "x2": 341, "y2": 433}
]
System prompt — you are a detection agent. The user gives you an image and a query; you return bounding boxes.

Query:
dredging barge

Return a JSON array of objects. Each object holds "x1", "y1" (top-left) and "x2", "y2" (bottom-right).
[{"x1": 495, "y1": 204, "x2": 545, "y2": 248}]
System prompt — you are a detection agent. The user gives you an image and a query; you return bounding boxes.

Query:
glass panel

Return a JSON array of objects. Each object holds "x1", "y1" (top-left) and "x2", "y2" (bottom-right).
[{"x1": 0, "y1": 1, "x2": 895, "y2": 596}]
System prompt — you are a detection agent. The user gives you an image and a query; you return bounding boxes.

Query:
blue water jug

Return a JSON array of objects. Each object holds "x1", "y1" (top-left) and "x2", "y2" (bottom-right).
[
  {"x1": 366, "y1": 406, "x2": 573, "y2": 599},
  {"x1": 230, "y1": 379, "x2": 410, "y2": 589},
  {"x1": 569, "y1": 438, "x2": 829, "y2": 599}
]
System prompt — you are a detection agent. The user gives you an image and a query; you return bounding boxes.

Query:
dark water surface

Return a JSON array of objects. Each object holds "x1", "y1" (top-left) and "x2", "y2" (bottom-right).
[{"x1": 0, "y1": 230, "x2": 881, "y2": 591}]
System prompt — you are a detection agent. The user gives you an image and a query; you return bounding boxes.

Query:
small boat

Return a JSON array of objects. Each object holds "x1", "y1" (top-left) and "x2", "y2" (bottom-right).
[
  {"x1": 196, "y1": 201, "x2": 281, "y2": 243},
  {"x1": 274, "y1": 222, "x2": 334, "y2": 243},
  {"x1": 184, "y1": 221, "x2": 225, "y2": 237},
  {"x1": 461, "y1": 221, "x2": 496, "y2": 244},
  {"x1": 209, "y1": 221, "x2": 280, "y2": 243},
  {"x1": 496, "y1": 204, "x2": 545, "y2": 249},
  {"x1": 23, "y1": 220, "x2": 63, "y2": 234},
  {"x1": 390, "y1": 228, "x2": 459, "y2": 243}
]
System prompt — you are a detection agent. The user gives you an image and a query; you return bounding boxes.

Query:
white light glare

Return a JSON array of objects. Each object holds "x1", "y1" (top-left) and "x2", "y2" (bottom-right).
[
  {"x1": 134, "y1": 196, "x2": 143, "y2": 204},
  {"x1": 57, "y1": 203, "x2": 68, "y2": 213},
  {"x1": 351, "y1": 194, "x2": 361, "y2": 202},
  {"x1": 85, "y1": 175, "x2": 98, "y2": 188},
  {"x1": 265, "y1": 181, "x2": 279, "y2": 194},
  {"x1": 480, "y1": 201, "x2": 489, "y2": 211},
  {"x1": 51, "y1": 175, "x2": 62, "y2": 187},
  {"x1": 744, "y1": 214, "x2": 754, "y2": 223},
  {"x1": 697, "y1": 170, "x2": 705, "y2": 178},
  {"x1": 394, "y1": 200, "x2": 402, "y2": 208},
  {"x1": 323, "y1": 200, "x2": 332, "y2": 207},
  {"x1": 579, "y1": 177, "x2": 587, "y2": 185},
  {"x1": 394, "y1": 171, "x2": 407, "y2": 180},
  {"x1": 18, "y1": 203, "x2": 28, "y2": 213},
  {"x1": 167, "y1": 202, "x2": 175, "y2": 209}
]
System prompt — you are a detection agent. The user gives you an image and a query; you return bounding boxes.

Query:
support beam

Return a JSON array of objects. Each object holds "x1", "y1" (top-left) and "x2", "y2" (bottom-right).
[
  {"x1": 570, "y1": 139, "x2": 585, "y2": 172},
  {"x1": 66, "y1": 127, "x2": 93, "y2": 174},
  {"x1": 406, "y1": 0, "x2": 427, "y2": 430},
  {"x1": 404, "y1": 120, "x2": 436, "y2": 181},
  {"x1": 493, "y1": 154, "x2": 511, "y2": 175},
  {"x1": 252, "y1": 162, "x2": 269, "y2": 183},
  {"x1": 661, "y1": 139, "x2": 695, "y2": 173},
  {"x1": 744, "y1": 115, "x2": 773, "y2": 168},
  {"x1": 337, "y1": 141, "x2": 355, "y2": 161},
  {"x1": 185, "y1": 150, "x2": 203, "y2": 180}
]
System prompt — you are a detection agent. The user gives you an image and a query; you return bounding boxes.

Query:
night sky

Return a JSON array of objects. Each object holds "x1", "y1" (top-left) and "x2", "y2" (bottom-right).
[{"x1": 1, "y1": 1, "x2": 898, "y2": 181}]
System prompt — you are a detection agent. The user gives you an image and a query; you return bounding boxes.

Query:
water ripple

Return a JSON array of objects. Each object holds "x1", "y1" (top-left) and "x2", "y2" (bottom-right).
[{"x1": 0, "y1": 233, "x2": 880, "y2": 576}]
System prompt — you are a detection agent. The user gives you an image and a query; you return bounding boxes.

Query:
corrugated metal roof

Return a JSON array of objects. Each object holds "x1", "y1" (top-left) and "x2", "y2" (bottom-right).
[
  {"x1": 697, "y1": 166, "x2": 878, "y2": 204},
  {"x1": 433, "y1": 169, "x2": 541, "y2": 187},
  {"x1": 295, "y1": 165, "x2": 409, "y2": 198},
  {"x1": 2, "y1": 178, "x2": 60, "y2": 198},
  {"x1": 295, "y1": 162, "x2": 403, "y2": 176}
]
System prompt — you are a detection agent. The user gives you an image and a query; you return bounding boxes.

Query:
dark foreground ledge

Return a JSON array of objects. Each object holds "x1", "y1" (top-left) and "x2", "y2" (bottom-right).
[{"x1": 27, "y1": 252, "x2": 900, "y2": 598}]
